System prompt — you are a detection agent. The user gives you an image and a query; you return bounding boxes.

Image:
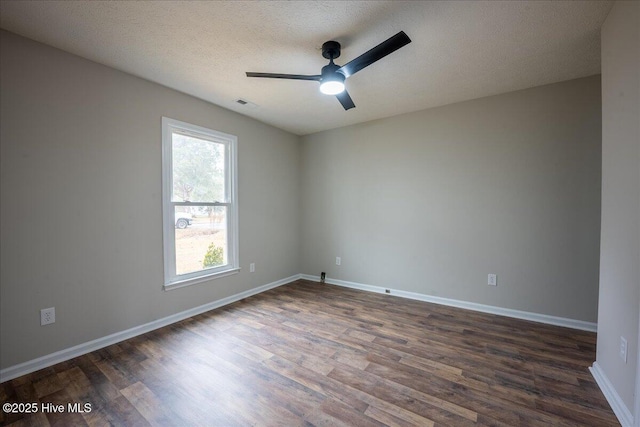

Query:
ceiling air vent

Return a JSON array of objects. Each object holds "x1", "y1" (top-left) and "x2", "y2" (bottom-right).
[{"x1": 235, "y1": 99, "x2": 258, "y2": 109}]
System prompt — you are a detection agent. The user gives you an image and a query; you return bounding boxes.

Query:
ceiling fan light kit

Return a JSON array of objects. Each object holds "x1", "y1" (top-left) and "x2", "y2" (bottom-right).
[
  {"x1": 319, "y1": 79, "x2": 345, "y2": 95},
  {"x1": 246, "y1": 31, "x2": 411, "y2": 110}
]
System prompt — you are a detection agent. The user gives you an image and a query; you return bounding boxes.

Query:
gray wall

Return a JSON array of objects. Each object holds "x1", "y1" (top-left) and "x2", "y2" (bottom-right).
[
  {"x1": 596, "y1": 0, "x2": 640, "y2": 414},
  {"x1": 301, "y1": 75, "x2": 602, "y2": 322},
  {"x1": 0, "y1": 31, "x2": 301, "y2": 369}
]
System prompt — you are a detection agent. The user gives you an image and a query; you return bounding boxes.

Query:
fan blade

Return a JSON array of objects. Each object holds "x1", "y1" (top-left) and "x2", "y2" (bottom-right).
[
  {"x1": 336, "y1": 90, "x2": 355, "y2": 110},
  {"x1": 246, "y1": 72, "x2": 321, "y2": 81},
  {"x1": 338, "y1": 31, "x2": 411, "y2": 78}
]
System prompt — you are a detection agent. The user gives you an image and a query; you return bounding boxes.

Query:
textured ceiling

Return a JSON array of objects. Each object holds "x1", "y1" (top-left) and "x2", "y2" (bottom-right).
[{"x1": 0, "y1": 1, "x2": 613, "y2": 135}]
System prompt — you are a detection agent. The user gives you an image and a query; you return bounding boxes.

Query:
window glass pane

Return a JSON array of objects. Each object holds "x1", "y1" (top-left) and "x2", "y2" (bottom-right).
[
  {"x1": 174, "y1": 206, "x2": 228, "y2": 276},
  {"x1": 172, "y1": 132, "x2": 225, "y2": 203}
]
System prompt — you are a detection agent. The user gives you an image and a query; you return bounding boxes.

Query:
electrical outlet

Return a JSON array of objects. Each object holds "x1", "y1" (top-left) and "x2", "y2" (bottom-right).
[
  {"x1": 336, "y1": 257, "x2": 341, "y2": 266},
  {"x1": 620, "y1": 336, "x2": 628, "y2": 363},
  {"x1": 488, "y1": 274, "x2": 497, "y2": 286},
  {"x1": 249, "y1": 263, "x2": 255, "y2": 273},
  {"x1": 41, "y1": 307, "x2": 55, "y2": 326}
]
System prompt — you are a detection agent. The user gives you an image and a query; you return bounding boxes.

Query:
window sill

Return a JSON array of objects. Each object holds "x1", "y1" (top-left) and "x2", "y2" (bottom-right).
[{"x1": 163, "y1": 268, "x2": 240, "y2": 291}]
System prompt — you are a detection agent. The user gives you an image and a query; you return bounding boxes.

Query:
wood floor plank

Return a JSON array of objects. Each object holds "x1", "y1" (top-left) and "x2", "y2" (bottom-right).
[
  {"x1": 120, "y1": 382, "x2": 179, "y2": 427},
  {"x1": 327, "y1": 365, "x2": 482, "y2": 426},
  {"x1": 1, "y1": 280, "x2": 619, "y2": 426}
]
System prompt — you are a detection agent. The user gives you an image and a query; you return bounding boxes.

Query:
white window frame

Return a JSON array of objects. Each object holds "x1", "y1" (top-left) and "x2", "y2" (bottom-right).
[{"x1": 162, "y1": 117, "x2": 239, "y2": 290}]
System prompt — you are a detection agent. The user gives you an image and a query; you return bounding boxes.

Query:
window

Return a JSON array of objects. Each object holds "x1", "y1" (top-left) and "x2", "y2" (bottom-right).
[{"x1": 162, "y1": 117, "x2": 238, "y2": 290}]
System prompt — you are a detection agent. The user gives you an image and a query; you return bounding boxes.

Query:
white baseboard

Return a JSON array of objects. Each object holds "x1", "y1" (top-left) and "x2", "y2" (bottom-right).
[
  {"x1": 590, "y1": 362, "x2": 634, "y2": 426},
  {"x1": 300, "y1": 274, "x2": 597, "y2": 332},
  {"x1": 0, "y1": 274, "x2": 301, "y2": 383}
]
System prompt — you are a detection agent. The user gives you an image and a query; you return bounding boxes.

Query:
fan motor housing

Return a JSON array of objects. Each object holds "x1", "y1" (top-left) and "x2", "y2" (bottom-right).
[
  {"x1": 321, "y1": 62, "x2": 344, "y2": 82},
  {"x1": 322, "y1": 41, "x2": 341, "y2": 60}
]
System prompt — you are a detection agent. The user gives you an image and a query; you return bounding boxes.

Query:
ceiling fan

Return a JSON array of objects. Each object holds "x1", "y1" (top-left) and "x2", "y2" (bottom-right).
[{"x1": 246, "y1": 31, "x2": 411, "y2": 110}]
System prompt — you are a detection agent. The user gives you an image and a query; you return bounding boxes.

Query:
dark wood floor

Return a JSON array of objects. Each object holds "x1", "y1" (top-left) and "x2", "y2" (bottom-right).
[{"x1": 1, "y1": 279, "x2": 618, "y2": 426}]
